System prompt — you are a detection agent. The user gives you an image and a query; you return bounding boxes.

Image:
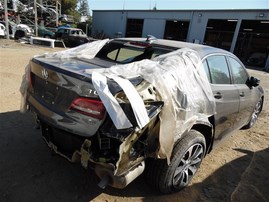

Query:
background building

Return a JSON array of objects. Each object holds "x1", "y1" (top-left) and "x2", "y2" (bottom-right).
[{"x1": 92, "y1": 9, "x2": 269, "y2": 68}]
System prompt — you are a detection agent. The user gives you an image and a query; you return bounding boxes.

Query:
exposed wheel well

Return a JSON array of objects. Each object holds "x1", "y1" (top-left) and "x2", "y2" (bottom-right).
[
  {"x1": 14, "y1": 30, "x2": 25, "y2": 39},
  {"x1": 191, "y1": 121, "x2": 214, "y2": 154}
]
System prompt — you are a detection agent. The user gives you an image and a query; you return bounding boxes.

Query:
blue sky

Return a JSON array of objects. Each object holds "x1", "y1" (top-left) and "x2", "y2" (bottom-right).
[{"x1": 90, "y1": 0, "x2": 269, "y2": 11}]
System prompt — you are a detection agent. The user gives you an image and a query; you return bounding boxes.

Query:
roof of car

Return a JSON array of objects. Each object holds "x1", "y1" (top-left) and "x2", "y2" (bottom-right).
[{"x1": 114, "y1": 37, "x2": 233, "y2": 59}]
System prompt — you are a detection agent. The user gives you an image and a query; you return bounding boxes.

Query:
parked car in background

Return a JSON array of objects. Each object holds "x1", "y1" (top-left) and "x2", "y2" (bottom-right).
[
  {"x1": 37, "y1": 25, "x2": 55, "y2": 38},
  {"x1": 55, "y1": 27, "x2": 89, "y2": 47},
  {"x1": 22, "y1": 37, "x2": 264, "y2": 194},
  {"x1": 0, "y1": 23, "x2": 5, "y2": 37},
  {"x1": 19, "y1": 16, "x2": 56, "y2": 39},
  {"x1": 0, "y1": 20, "x2": 34, "y2": 39}
]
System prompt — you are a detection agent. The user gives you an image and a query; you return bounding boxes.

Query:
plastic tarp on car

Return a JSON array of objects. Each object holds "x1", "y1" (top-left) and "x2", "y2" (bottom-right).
[
  {"x1": 20, "y1": 39, "x2": 216, "y2": 161},
  {"x1": 20, "y1": 39, "x2": 109, "y2": 112},
  {"x1": 43, "y1": 39, "x2": 109, "y2": 59},
  {"x1": 86, "y1": 48, "x2": 216, "y2": 160}
]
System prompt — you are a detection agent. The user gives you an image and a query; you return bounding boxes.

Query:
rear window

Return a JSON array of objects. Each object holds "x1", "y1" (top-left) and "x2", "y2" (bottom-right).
[
  {"x1": 95, "y1": 41, "x2": 173, "y2": 64},
  {"x1": 107, "y1": 47, "x2": 144, "y2": 63}
]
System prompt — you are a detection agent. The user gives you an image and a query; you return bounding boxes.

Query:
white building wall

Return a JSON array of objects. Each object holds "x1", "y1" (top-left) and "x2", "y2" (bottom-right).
[
  {"x1": 92, "y1": 9, "x2": 269, "y2": 43},
  {"x1": 142, "y1": 19, "x2": 166, "y2": 38},
  {"x1": 92, "y1": 11, "x2": 127, "y2": 37}
]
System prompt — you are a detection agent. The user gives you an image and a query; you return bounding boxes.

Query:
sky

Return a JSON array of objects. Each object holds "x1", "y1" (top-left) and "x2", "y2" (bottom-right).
[{"x1": 90, "y1": 0, "x2": 269, "y2": 11}]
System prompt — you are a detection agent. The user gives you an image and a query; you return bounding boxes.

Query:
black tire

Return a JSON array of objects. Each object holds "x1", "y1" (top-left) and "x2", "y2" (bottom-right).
[
  {"x1": 242, "y1": 98, "x2": 263, "y2": 129},
  {"x1": 44, "y1": 34, "x2": 51, "y2": 39},
  {"x1": 14, "y1": 30, "x2": 25, "y2": 40},
  {"x1": 145, "y1": 130, "x2": 206, "y2": 194}
]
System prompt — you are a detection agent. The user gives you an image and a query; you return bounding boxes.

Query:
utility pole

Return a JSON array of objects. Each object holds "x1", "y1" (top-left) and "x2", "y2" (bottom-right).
[
  {"x1": 4, "y1": 0, "x2": 10, "y2": 39},
  {"x1": 56, "y1": 0, "x2": 59, "y2": 27},
  {"x1": 34, "y1": 0, "x2": 38, "y2": 36}
]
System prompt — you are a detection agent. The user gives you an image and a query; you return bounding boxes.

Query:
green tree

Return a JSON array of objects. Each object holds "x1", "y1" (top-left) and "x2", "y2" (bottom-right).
[
  {"x1": 78, "y1": 0, "x2": 89, "y2": 16},
  {"x1": 60, "y1": 0, "x2": 80, "y2": 22},
  {"x1": 61, "y1": 0, "x2": 77, "y2": 14}
]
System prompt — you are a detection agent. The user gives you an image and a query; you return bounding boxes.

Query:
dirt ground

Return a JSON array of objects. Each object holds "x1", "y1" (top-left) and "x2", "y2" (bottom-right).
[{"x1": 0, "y1": 39, "x2": 268, "y2": 202}]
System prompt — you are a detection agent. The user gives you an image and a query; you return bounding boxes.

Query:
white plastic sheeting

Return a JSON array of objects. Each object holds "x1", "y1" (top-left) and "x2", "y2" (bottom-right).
[
  {"x1": 20, "y1": 39, "x2": 216, "y2": 161},
  {"x1": 86, "y1": 48, "x2": 215, "y2": 160},
  {"x1": 92, "y1": 72, "x2": 133, "y2": 129},
  {"x1": 108, "y1": 75, "x2": 150, "y2": 129},
  {"x1": 20, "y1": 39, "x2": 110, "y2": 113},
  {"x1": 43, "y1": 39, "x2": 109, "y2": 59},
  {"x1": 92, "y1": 72, "x2": 150, "y2": 130}
]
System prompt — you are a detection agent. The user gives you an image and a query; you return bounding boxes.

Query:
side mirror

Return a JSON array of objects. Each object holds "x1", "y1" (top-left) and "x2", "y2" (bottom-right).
[{"x1": 247, "y1": 76, "x2": 260, "y2": 88}]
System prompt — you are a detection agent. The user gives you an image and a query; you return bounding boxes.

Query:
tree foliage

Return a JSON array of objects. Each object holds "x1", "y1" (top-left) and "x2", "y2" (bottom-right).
[
  {"x1": 60, "y1": 0, "x2": 89, "y2": 22},
  {"x1": 61, "y1": 0, "x2": 77, "y2": 14},
  {"x1": 78, "y1": 0, "x2": 89, "y2": 16}
]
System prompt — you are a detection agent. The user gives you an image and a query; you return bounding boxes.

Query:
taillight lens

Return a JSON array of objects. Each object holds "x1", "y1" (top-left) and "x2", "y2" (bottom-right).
[
  {"x1": 70, "y1": 98, "x2": 105, "y2": 120},
  {"x1": 29, "y1": 72, "x2": 33, "y2": 87}
]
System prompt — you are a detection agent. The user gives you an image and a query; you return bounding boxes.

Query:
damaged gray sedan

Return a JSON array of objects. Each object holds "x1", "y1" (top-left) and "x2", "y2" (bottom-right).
[{"x1": 21, "y1": 37, "x2": 264, "y2": 193}]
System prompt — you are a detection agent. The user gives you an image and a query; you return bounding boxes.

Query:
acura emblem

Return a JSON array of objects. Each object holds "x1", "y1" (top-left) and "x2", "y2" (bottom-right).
[{"x1": 41, "y1": 69, "x2": 49, "y2": 80}]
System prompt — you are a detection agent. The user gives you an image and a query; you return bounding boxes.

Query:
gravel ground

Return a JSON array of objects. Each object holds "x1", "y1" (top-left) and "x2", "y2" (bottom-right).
[{"x1": 0, "y1": 39, "x2": 268, "y2": 202}]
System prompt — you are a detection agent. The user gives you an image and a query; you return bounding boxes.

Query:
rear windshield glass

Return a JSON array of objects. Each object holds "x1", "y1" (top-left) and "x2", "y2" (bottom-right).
[{"x1": 95, "y1": 41, "x2": 174, "y2": 64}]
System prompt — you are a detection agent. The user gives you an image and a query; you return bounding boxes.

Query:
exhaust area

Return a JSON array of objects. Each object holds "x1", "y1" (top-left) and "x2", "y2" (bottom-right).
[{"x1": 95, "y1": 161, "x2": 145, "y2": 189}]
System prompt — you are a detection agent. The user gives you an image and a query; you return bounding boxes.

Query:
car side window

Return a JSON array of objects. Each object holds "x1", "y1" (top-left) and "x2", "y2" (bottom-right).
[
  {"x1": 58, "y1": 29, "x2": 64, "y2": 34},
  {"x1": 206, "y1": 55, "x2": 231, "y2": 84},
  {"x1": 228, "y1": 57, "x2": 249, "y2": 84}
]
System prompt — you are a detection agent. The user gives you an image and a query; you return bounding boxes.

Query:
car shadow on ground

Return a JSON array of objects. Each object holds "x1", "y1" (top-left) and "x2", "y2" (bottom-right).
[
  {"x1": 106, "y1": 147, "x2": 269, "y2": 202},
  {"x1": 0, "y1": 111, "x2": 268, "y2": 202}
]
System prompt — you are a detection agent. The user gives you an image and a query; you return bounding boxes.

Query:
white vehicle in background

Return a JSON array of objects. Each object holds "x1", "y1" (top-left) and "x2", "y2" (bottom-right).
[
  {"x1": 0, "y1": 20, "x2": 34, "y2": 39},
  {"x1": 0, "y1": 23, "x2": 5, "y2": 37}
]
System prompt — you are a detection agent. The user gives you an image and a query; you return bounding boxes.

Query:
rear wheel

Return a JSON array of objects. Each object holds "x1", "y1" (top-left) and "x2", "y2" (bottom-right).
[
  {"x1": 243, "y1": 98, "x2": 263, "y2": 129},
  {"x1": 145, "y1": 130, "x2": 206, "y2": 193},
  {"x1": 14, "y1": 30, "x2": 25, "y2": 39},
  {"x1": 44, "y1": 34, "x2": 51, "y2": 38}
]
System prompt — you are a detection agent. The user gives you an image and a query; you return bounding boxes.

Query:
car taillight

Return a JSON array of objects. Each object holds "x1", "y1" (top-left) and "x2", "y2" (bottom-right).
[
  {"x1": 29, "y1": 72, "x2": 34, "y2": 87},
  {"x1": 70, "y1": 98, "x2": 105, "y2": 120}
]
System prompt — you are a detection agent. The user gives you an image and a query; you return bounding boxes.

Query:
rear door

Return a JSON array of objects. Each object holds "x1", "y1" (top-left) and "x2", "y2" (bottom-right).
[
  {"x1": 227, "y1": 56, "x2": 259, "y2": 128},
  {"x1": 203, "y1": 55, "x2": 240, "y2": 142}
]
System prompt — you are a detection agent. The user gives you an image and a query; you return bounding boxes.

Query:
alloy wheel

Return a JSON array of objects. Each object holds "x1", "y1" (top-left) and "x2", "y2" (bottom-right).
[{"x1": 173, "y1": 143, "x2": 204, "y2": 188}]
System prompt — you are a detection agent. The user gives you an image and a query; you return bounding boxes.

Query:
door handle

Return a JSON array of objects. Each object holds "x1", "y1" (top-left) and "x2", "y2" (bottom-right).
[
  {"x1": 239, "y1": 92, "x2": 245, "y2": 97},
  {"x1": 214, "y1": 92, "x2": 222, "y2": 99}
]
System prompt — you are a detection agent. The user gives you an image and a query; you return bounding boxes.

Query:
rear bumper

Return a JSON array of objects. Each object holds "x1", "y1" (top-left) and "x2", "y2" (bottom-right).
[{"x1": 38, "y1": 118, "x2": 145, "y2": 189}]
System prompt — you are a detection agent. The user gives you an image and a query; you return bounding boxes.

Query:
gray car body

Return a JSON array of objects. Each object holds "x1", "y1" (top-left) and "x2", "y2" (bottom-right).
[{"x1": 25, "y1": 38, "x2": 264, "y2": 189}]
